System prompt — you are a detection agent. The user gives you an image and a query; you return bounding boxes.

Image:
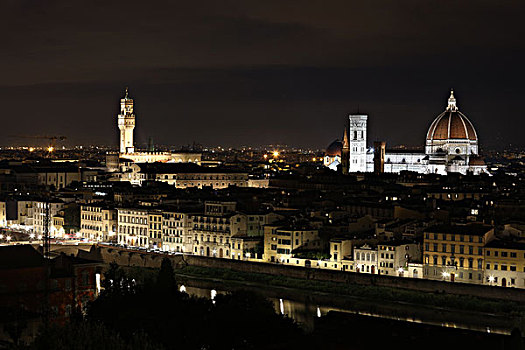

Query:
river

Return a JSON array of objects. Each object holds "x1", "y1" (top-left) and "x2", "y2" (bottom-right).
[{"x1": 177, "y1": 276, "x2": 520, "y2": 335}]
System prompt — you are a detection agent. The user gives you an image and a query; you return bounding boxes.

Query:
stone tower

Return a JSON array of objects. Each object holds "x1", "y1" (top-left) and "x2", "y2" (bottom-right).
[
  {"x1": 348, "y1": 114, "x2": 368, "y2": 173},
  {"x1": 118, "y1": 88, "x2": 135, "y2": 154},
  {"x1": 341, "y1": 126, "x2": 349, "y2": 174}
]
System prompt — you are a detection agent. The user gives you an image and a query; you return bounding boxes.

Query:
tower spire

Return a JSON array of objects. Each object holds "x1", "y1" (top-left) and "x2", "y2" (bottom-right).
[
  {"x1": 446, "y1": 89, "x2": 457, "y2": 111},
  {"x1": 124, "y1": 87, "x2": 129, "y2": 99},
  {"x1": 342, "y1": 126, "x2": 349, "y2": 148}
]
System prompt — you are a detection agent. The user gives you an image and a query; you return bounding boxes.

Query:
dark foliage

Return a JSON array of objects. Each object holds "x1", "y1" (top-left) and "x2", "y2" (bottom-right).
[{"x1": 85, "y1": 264, "x2": 301, "y2": 350}]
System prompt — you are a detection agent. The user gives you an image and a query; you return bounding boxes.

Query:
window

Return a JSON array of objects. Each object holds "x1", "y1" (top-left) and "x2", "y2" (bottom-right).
[
  {"x1": 441, "y1": 256, "x2": 446, "y2": 266},
  {"x1": 501, "y1": 252, "x2": 508, "y2": 258},
  {"x1": 511, "y1": 252, "x2": 517, "y2": 258}
]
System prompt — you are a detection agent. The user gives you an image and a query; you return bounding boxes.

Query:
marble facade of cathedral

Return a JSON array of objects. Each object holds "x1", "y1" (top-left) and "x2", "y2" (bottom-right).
[{"x1": 324, "y1": 91, "x2": 489, "y2": 175}]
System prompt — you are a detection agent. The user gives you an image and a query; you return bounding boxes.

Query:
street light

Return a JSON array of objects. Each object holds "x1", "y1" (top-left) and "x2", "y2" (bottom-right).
[{"x1": 6, "y1": 236, "x2": 12, "y2": 242}]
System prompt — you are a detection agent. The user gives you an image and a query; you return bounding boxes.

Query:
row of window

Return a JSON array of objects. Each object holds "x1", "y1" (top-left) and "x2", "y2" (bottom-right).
[
  {"x1": 425, "y1": 233, "x2": 484, "y2": 243},
  {"x1": 425, "y1": 255, "x2": 482, "y2": 269},
  {"x1": 486, "y1": 263, "x2": 522, "y2": 271},
  {"x1": 425, "y1": 243, "x2": 482, "y2": 255},
  {"x1": 486, "y1": 250, "x2": 521, "y2": 258}
]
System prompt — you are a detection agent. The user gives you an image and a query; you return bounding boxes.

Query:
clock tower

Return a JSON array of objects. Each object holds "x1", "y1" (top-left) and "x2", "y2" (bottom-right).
[{"x1": 118, "y1": 87, "x2": 135, "y2": 154}]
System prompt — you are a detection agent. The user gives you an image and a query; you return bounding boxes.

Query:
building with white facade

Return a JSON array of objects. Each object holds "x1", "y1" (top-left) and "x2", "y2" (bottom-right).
[
  {"x1": 117, "y1": 208, "x2": 150, "y2": 247},
  {"x1": 80, "y1": 204, "x2": 118, "y2": 242},
  {"x1": 161, "y1": 210, "x2": 192, "y2": 253},
  {"x1": 325, "y1": 91, "x2": 489, "y2": 175},
  {"x1": 33, "y1": 200, "x2": 64, "y2": 235}
]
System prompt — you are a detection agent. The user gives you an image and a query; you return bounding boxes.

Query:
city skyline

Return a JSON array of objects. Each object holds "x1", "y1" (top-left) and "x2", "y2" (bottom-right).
[{"x1": 1, "y1": 1, "x2": 524, "y2": 149}]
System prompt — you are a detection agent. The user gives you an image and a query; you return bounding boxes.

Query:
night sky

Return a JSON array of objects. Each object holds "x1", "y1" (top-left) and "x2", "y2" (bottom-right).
[{"x1": 1, "y1": 0, "x2": 524, "y2": 150}]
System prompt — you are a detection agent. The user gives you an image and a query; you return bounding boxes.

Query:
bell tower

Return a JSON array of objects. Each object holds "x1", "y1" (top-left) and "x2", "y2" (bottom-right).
[
  {"x1": 348, "y1": 114, "x2": 368, "y2": 172},
  {"x1": 118, "y1": 87, "x2": 135, "y2": 154}
]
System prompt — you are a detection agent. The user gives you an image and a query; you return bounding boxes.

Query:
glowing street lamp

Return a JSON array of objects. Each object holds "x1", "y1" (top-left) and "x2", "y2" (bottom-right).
[
  {"x1": 442, "y1": 271, "x2": 450, "y2": 280},
  {"x1": 29, "y1": 233, "x2": 35, "y2": 239},
  {"x1": 47, "y1": 146, "x2": 54, "y2": 153},
  {"x1": 272, "y1": 151, "x2": 279, "y2": 158},
  {"x1": 6, "y1": 235, "x2": 12, "y2": 242}
]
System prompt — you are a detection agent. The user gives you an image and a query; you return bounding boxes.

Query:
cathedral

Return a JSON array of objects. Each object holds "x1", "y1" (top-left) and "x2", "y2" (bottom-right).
[
  {"x1": 114, "y1": 88, "x2": 201, "y2": 164},
  {"x1": 324, "y1": 90, "x2": 489, "y2": 175}
]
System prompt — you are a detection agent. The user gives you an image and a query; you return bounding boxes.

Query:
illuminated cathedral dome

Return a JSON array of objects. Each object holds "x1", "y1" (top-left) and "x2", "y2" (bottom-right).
[{"x1": 425, "y1": 90, "x2": 479, "y2": 156}]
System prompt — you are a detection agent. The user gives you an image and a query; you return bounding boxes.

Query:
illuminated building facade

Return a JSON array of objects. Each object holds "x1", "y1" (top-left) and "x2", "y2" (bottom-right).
[
  {"x1": 325, "y1": 91, "x2": 489, "y2": 175},
  {"x1": 423, "y1": 224, "x2": 494, "y2": 284},
  {"x1": 484, "y1": 240, "x2": 525, "y2": 288},
  {"x1": 80, "y1": 205, "x2": 118, "y2": 242},
  {"x1": 263, "y1": 224, "x2": 319, "y2": 264}
]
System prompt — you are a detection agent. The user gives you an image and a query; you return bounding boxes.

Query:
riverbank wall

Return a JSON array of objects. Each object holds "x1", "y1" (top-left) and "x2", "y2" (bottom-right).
[{"x1": 80, "y1": 245, "x2": 525, "y2": 303}]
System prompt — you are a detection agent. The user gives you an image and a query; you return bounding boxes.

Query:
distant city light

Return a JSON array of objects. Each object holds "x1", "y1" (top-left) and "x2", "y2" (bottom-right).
[
  {"x1": 272, "y1": 151, "x2": 279, "y2": 157},
  {"x1": 47, "y1": 146, "x2": 54, "y2": 153}
]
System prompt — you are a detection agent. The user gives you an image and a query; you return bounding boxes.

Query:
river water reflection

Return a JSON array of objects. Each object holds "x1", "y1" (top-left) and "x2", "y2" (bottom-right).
[{"x1": 179, "y1": 281, "x2": 516, "y2": 335}]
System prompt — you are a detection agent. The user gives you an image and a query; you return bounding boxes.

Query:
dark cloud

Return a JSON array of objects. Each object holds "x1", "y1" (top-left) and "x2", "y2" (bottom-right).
[{"x1": 0, "y1": 0, "x2": 523, "y2": 149}]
